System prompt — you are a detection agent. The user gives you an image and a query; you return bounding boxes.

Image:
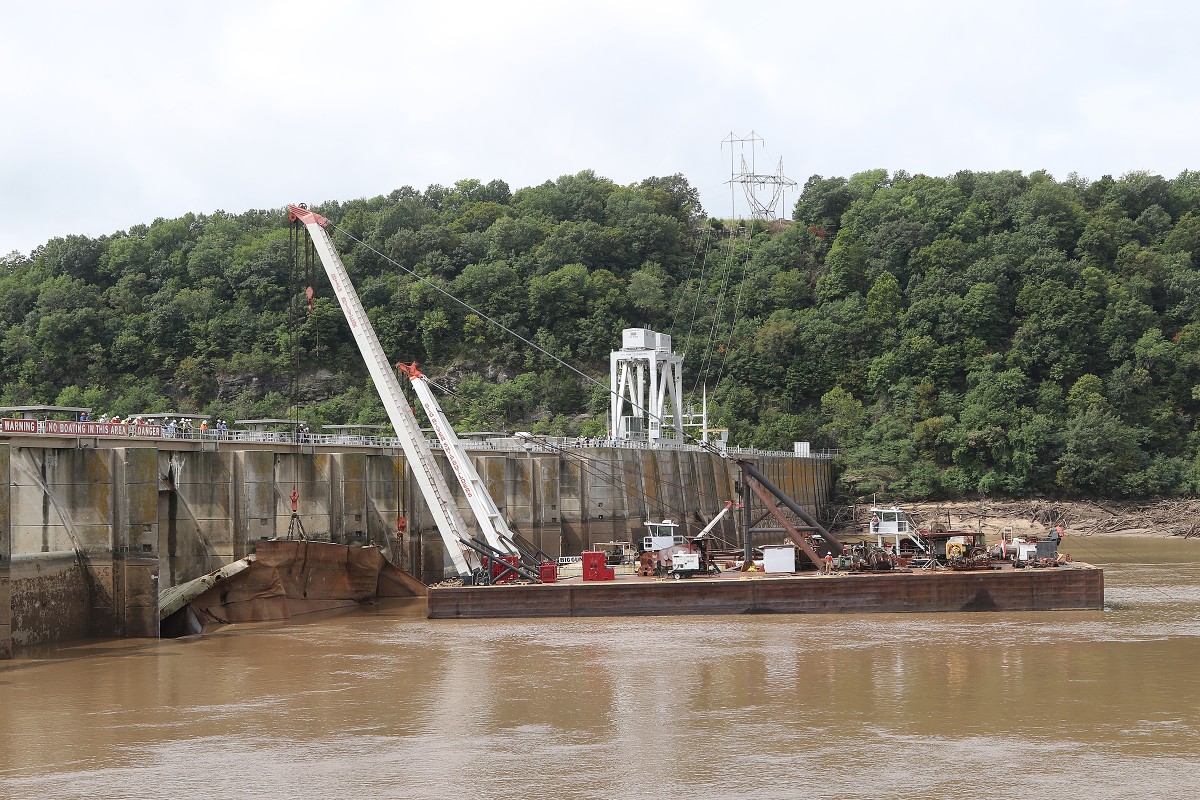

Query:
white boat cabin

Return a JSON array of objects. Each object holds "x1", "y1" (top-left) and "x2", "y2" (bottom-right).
[
  {"x1": 868, "y1": 505, "x2": 929, "y2": 553},
  {"x1": 643, "y1": 519, "x2": 686, "y2": 552}
]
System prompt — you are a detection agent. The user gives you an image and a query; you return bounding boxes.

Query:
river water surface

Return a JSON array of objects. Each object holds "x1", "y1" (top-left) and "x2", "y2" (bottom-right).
[{"x1": 1, "y1": 536, "x2": 1198, "y2": 800}]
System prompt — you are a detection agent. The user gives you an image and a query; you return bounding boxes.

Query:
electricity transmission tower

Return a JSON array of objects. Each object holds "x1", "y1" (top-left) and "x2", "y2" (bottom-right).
[{"x1": 721, "y1": 131, "x2": 797, "y2": 222}]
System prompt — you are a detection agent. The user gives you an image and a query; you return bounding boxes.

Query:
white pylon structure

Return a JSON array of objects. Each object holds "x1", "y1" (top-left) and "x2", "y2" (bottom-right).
[{"x1": 609, "y1": 328, "x2": 685, "y2": 443}]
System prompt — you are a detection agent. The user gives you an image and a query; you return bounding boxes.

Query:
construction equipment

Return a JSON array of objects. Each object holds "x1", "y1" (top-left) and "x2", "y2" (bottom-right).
[
  {"x1": 638, "y1": 501, "x2": 737, "y2": 575},
  {"x1": 669, "y1": 548, "x2": 721, "y2": 580},
  {"x1": 997, "y1": 536, "x2": 1040, "y2": 564},
  {"x1": 582, "y1": 551, "x2": 616, "y2": 581},
  {"x1": 697, "y1": 500, "x2": 736, "y2": 538},
  {"x1": 398, "y1": 361, "x2": 519, "y2": 557},
  {"x1": 737, "y1": 459, "x2": 841, "y2": 569},
  {"x1": 288, "y1": 204, "x2": 481, "y2": 578},
  {"x1": 642, "y1": 519, "x2": 686, "y2": 552}
]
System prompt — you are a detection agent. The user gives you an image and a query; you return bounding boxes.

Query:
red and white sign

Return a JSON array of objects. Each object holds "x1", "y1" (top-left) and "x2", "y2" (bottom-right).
[
  {"x1": 2, "y1": 418, "x2": 164, "y2": 437},
  {"x1": 1, "y1": 418, "x2": 37, "y2": 434}
]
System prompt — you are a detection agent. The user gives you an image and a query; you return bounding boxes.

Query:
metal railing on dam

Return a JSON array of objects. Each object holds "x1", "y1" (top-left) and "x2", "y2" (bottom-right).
[
  {"x1": 0, "y1": 430, "x2": 834, "y2": 657},
  {"x1": 1, "y1": 418, "x2": 839, "y2": 460}
]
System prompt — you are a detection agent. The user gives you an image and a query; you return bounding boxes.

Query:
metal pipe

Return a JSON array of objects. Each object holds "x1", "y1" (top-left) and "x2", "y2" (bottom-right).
[
  {"x1": 512, "y1": 532, "x2": 555, "y2": 564},
  {"x1": 739, "y1": 460, "x2": 840, "y2": 549},
  {"x1": 464, "y1": 537, "x2": 541, "y2": 582},
  {"x1": 740, "y1": 471, "x2": 754, "y2": 564},
  {"x1": 498, "y1": 533, "x2": 535, "y2": 564},
  {"x1": 499, "y1": 533, "x2": 545, "y2": 569}
]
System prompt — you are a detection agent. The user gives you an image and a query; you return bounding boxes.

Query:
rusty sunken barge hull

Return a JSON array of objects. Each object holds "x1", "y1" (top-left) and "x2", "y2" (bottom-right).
[{"x1": 426, "y1": 563, "x2": 1104, "y2": 619}]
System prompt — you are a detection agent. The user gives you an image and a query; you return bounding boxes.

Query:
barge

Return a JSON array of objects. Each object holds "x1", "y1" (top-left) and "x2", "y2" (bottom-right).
[
  {"x1": 427, "y1": 562, "x2": 1103, "y2": 618},
  {"x1": 428, "y1": 495, "x2": 1103, "y2": 620},
  {"x1": 162, "y1": 540, "x2": 1101, "y2": 631}
]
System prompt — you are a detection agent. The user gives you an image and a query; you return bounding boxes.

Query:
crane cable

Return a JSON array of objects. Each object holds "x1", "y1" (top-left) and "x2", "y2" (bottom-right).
[
  {"x1": 323, "y1": 221, "x2": 727, "y2": 459},
  {"x1": 669, "y1": 228, "x2": 712, "y2": 352},
  {"x1": 286, "y1": 220, "x2": 307, "y2": 493},
  {"x1": 691, "y1": 224, "x2": 745, "y2": 395},
  {"x1": 285, "y1": 220, "x2": 325, "y2": 497},
  {"x1": 329, "y1": 224, "x2": 597, "y2": 387},
  {"x1": 713, "y1": 224, "x2": 757, "y2": 388},
  {"x1": 424, "y1": 373, "x2": 739, "y2": 543}
]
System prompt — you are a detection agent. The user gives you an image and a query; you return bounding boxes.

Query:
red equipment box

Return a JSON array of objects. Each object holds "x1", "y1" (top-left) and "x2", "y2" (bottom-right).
[
  {"x1": 488, "y1": 554, "x2": 521, "y2": 584},
  {"x1": 581, "y1": 550, "x2": 615, "y2": 581},
  {"x1": 539, "y1": 561, "x2": 558, "y2": 583}
]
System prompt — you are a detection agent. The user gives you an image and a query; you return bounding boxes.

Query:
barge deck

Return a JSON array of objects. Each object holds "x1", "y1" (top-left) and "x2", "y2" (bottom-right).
[{"x1": 427, "y1": 563, "x2": 1103, "y2": 619}]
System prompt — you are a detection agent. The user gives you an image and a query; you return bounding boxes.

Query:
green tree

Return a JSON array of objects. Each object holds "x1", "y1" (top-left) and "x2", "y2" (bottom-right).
[{"x1": 1056, "y1": 406, "x2": 1143, "y2": 494}]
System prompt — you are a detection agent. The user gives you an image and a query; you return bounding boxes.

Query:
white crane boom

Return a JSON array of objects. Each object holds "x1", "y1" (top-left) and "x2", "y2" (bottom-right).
[
  {"x1": 287, "y1": 204, "x2": 474, "y2": 577},
  {"x1": 696, "y1": 501, "x2": 736, "y2": 538},
  {"x1": 400, "y1": 363, "x2": 519, "y2": 556}
]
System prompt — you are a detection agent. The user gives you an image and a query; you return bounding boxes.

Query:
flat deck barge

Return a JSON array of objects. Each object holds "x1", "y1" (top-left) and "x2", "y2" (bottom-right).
[{"x1": 427, "y1": 563, "x2": 1103, "y2": 619}]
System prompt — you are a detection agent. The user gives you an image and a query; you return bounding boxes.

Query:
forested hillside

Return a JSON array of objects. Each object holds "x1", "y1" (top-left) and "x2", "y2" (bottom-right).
[{"x1": 4, "y1": 168, "x2": 1200, "y2": 500}]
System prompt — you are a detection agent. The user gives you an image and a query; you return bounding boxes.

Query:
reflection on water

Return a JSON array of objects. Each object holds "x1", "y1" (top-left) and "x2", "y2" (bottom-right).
[{"x1": 2, "y1": 537, "x2": 1198, "y2": 800}]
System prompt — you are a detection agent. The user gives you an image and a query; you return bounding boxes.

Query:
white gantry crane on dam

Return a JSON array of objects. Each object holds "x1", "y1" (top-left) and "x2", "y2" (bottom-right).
[
  {"x1": 609, "y1": 327, "x2": 686, "y2": 443},
  {"x1": 288, "y1": 204, "x2": 524, "y2": 580}
]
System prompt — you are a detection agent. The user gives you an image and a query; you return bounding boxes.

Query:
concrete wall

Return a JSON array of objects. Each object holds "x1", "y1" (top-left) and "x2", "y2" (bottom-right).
[
  {"x1": 0, "y1": 439, "x2": 832, "y2": 656},
  {"x1": 0, "y1": 446, "x2": 10, "y2": 659},
  {"x1": 489, "y1": 446, "x2": 826, "y2": 557},
  {"x1": 2, "y1": 446, "x2": 161, "y2": 649}
]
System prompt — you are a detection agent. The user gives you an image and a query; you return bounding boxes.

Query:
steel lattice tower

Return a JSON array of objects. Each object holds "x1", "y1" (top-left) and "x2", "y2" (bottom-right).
[{"x1": 722, "y1": 131, "x2": 797, "y2": 222}]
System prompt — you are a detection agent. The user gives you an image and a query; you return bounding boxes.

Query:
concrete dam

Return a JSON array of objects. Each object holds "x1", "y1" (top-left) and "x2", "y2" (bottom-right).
[{"x1": 0, "y1": 429, "x2": 834, "y2": 657}]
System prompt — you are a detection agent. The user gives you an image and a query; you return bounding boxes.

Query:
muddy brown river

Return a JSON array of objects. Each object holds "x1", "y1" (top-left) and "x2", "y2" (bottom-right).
[{"x1": 1, "y1": 536, "x2": 1197, "y2": 799}]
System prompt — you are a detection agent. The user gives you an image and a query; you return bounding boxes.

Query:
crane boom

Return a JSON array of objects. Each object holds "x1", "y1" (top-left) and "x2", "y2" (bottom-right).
[
  {"x1": 696, "y1": 501, "x2": 736, "y2": 538},
  {"x1": 399, "y1": 363, "x2": 519, "y2": 556},
  {"x1": 287, "y1": 204, "x2": 474, "y2": 577}
]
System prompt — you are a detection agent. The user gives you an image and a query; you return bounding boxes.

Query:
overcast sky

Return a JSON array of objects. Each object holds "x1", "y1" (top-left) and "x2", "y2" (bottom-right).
[{"x1": 3, "y1": 0, "x2": 1198, "y2": 257}]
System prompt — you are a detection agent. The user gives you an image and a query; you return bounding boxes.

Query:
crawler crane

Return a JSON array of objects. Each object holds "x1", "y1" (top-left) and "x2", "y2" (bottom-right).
[{"x1": 288, "y1": 204, "x2": 528, "y2": 581}]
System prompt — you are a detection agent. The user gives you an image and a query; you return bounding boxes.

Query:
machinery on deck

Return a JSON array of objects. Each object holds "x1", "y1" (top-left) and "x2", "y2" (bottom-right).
[
  {"x1": 668, "y1": 537, "x2": 721, "y2": 580},
  {"x1": 996, "y1": 527, "x2": 1062, "y2": 566},
  {"x1": 639, "y1": 501, "x2": 737, "y2": 577},
  {"x1": 857, "y1": 503, "x2": 1063, "y2": 570},
  {"x1": 737, "y1": 459, "x2": 843, "y2": 569}
]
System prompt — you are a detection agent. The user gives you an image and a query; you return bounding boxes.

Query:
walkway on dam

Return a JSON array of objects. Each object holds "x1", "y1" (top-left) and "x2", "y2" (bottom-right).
[{"x1": 0, "y1": 419, "x2": 834, "y2": 460}]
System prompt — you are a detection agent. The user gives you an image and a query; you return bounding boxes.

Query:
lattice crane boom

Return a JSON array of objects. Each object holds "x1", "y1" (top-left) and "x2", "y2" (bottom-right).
[
  {"x1": 399, "y1": 362, "x2": 518, "y2": 556},
  {"x1": 287, "y1": 204, "x2": 475, "y2": 577}
]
